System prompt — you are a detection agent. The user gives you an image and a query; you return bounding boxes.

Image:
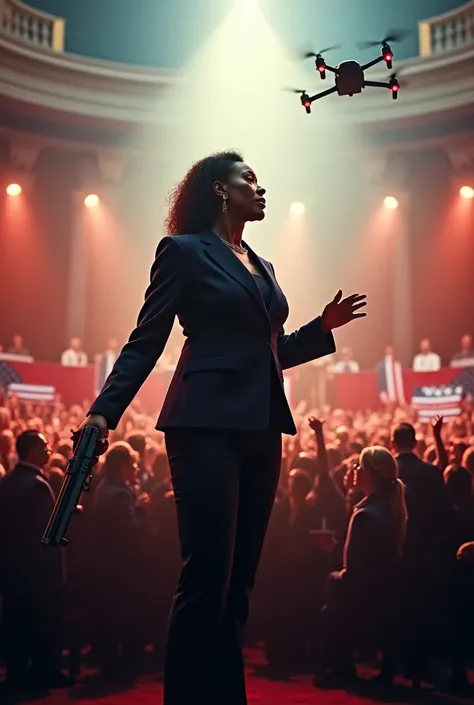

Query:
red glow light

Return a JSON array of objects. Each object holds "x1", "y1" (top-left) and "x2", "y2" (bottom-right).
[
  {"x1": 6, "y1": 183, "x2": 22, "y2": 197},
  {"x1": 460, "y1": 185, "x2": 474, "y2": 200}
]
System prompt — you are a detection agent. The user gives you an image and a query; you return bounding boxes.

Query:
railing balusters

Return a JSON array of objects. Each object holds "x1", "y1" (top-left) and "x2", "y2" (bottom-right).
[
  {"x1": 419, "y1": 0, "x2": 474, "y2": 55},
  {"x1": 0, "y1": 0, "x2": 65, "y2": 51}
]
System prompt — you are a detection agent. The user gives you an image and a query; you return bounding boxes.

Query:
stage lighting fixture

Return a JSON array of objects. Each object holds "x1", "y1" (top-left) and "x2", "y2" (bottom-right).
[
  {"x1": 6, "y1": 183, "x2": 22, "y2": 196},
  {"x1": 460, "y1": 185, "x2": 474, "y2": 200},
  {"x1": 84, "y1": 193, "x2": 99, "y2": 208},
  {"x1": 290, "y1": 201, "x2": 305, "y2": 215},
  {"x1": 383, "y1": 196, "x2": 399, "y2": 210}
]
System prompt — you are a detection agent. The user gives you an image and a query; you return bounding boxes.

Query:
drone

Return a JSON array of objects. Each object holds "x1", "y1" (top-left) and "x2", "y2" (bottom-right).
[{"x1": 290, "y1": 31, "x2": 408, "y2": 113}]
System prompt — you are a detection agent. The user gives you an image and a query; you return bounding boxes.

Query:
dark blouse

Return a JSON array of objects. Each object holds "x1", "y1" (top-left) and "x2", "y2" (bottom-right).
[{"x1": 253, "y1": 273, "x2": 271, "y2": 310}]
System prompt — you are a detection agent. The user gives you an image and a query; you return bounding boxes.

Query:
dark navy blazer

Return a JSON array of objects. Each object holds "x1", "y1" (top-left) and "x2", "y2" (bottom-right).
[{"x1": 89, "y1": 230, "x2": 335, "y2": 435}]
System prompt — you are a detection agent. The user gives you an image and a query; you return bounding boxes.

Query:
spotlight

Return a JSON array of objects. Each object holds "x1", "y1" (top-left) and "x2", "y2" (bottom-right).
[
  {"x1": 383, "y1": 196, "x2": 399, "y2": 210},
  {"x1": 6, "y1": 183, "x2": 22, "y2": 197},
  {"x1": 290, "y1": 201, "x2": 305, "y2": 216},
  {"x1": 460, "y1": 185, "x2": 474, "y2": 200},
  {"x1": 84, "y1": 194, "x2": 99, "y2": 208}
]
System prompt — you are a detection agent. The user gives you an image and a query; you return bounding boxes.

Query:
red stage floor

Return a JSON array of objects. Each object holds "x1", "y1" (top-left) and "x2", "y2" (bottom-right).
[{"x1": 1, "y1": 652, "x2": 472, "y2": 705}]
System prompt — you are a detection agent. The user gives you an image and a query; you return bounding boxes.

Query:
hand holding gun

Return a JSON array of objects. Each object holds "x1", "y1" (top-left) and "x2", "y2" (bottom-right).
[{"x1": 42, "y1": 415, "x2": 109, "y2": 547}]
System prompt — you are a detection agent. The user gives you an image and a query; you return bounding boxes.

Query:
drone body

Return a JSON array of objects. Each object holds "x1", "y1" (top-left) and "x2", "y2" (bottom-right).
[
  {"x1": 294, "y1": 33, "x2": 406, "y2": 113},
  {"x1": 334, "y1": 60, "x2": 364, "y2": 96}
]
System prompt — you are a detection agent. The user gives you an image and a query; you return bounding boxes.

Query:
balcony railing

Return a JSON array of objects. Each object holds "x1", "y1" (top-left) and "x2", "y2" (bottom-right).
[
  {"x1": 419, "y1": 0, "x2": 474, "y2": 56},
  {"x1": 0, "y1": 0, "x2": 65, "y2": 51}
]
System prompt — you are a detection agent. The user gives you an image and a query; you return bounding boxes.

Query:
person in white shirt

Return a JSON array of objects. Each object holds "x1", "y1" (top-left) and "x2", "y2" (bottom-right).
[
  {"x1": 61, "y1": 337, "x2": 88, "y2": 367},
  {"x1": 332, "y1": 347, "x2": 360, "y2": 374},
  {"x1": 412, "y1": 338, "x2": 441, "y2": 372},
  {"x1": 450, "y1": 334, "x2": 474, "y2": 369}
]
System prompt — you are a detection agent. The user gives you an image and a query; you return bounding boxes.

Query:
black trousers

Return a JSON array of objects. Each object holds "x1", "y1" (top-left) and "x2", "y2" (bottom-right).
[{"x1": 163, "y1": 427, "x2": 282, "y2": 705}]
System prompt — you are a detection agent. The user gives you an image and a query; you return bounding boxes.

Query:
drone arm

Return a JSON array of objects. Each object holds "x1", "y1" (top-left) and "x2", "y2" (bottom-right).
[
  {"x1": 308, "y1": 85, "x2": 338, "y2": 102},
  {"x1": 324, "y1": 64, "x2": 337, "y2": 74},
  {"x1": 360, "y1": 55, "x2": 384, "y2": 72},
  {"x1": 364, "y1": 80, "x2": 390, "y2": 89}
]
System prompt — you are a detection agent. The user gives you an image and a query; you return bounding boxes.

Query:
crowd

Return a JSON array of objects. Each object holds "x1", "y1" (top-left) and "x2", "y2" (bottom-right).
[{"x1": 0, "y1": 385, "x2": 473, "y2": 692}]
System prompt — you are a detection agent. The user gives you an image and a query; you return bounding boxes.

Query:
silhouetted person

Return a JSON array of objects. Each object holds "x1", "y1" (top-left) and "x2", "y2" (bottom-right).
[
  {"x1": 392, "y1": 422, "x2": 448, "y2": 683},
  {"x1": 0, "y1": 431, "x2": 67, "y2": 688},
  {"x1": 89, "y1": 441, "x2": 150, "y2": 678},
  {"x1": 316, "y1": 446, "x2": 407, "y2": 685}
]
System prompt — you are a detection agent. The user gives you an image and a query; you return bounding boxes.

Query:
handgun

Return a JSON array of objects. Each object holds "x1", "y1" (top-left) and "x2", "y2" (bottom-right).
[{"x1": 42, "y1": 425, "x2": 100, "y2": 546}]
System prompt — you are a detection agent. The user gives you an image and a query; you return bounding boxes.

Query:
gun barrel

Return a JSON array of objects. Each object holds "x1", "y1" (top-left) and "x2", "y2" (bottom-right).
[{"x1": 42, "y1": 425, "x2": 99, "y2": 546}]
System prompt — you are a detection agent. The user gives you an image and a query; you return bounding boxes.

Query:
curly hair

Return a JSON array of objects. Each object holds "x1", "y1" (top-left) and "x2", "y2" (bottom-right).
[{"x1": 164, "y1": 150, "x2": 244, "y2": 236}]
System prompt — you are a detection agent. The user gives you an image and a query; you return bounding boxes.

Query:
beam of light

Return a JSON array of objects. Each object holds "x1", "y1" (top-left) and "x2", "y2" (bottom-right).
[
  {"x1": 460, "y1": 185, "x2": 474, "y2": 200},
  {"x1": 84, "y1": 193, "x2": 99, "y2": 208},
  {"x1": 383, "y1": 195, "x2": 399, "y2": 210},
  {"x1": 6, "y1": 183, "x2": 22, "y2": 196},
  {"x1": 290, "y1": 201, "x2": 305, "y2": 216},
  {"x1": 129, "y1": 0, "x2": 366, "y2": 346}
]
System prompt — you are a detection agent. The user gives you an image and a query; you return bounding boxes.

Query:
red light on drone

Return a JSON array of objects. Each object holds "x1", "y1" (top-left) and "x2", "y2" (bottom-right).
[
  {"x1": 391, "y1": 84, "x2": 399, "y2": 92},
  {"x1": 385, "y1": 53, "x2": 393, "y2": 62},
  {"x1": 317, "y1": 65, "x2": 325, "y2": 72},
  {"x1": 303, "y1": 101, "x2": 311, "y2": 108}
]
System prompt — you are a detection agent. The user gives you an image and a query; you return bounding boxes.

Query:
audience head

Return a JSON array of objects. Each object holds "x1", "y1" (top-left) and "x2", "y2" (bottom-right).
[
  {"x1": 48, "y1": 453, "x2": 67, "y2": 472},
  {"x1": 450, "y1": 439, "x2": 468, "y2": 465},
  {"x1": 335, "y1": 425, "x2": 349, "y2": 447},
  {"x1": 358, "y1": 445, "x2": 408, "y2": 553},
  {"x1": 444, "y1": 464, "x2": 472, "y2": 508},
  {"x1": 288, "y1": 468, "x2": 313, "y2": 503},
  {"x1": 420, "y1": 338, "x2": 432, "y2": 353},
  {"x1": 392, "y1": 422, "x2": 416, "y2": 454},
  {"x1": 341, "y1": 347, "x2": 352, "y2": 361},
  {"x1": 57, "y1": 439, "x2": 73, "y2": 460},
  {"x1": 16, "y1": 430, "x2": 51, "y2": 469},
  {"x1": 0, "y1": 429, "x2": 14, "y2": 455},
  {"x1": 460, "y1": 333, "x2": 473, "y2": 352},
  {"x1": 384, "y1": 345, "x2": 394, "y2": 358},
  {"x1": 103, "y1": 441, "x2": 138, "y2": 484},
  {"x1": 107, "y1": 337, "x2": 118, "y2": 353},
  {"x1": 126, "y1": 432, "x2": 147, "y2": 460},
  {"x1": 0, "y1": 407, "x2": 12, "y2": 432},
  {"x1": 11, "y1": 333, "x2": 25, "y2": 351},
  {"x1": 462, "y1": 446, "x2": 474, "y2": 479},
  {"x1": 70, "y1": 337, "x2": 82, "y2": 352}
]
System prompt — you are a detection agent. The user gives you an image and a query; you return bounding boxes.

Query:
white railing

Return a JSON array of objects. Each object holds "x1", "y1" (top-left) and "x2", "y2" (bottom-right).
[
  {"x1": 419, "y1": 0, "x2": 474, "y2": 55},
  {"x1": 0, "y1": 0, "x2": 65, "y2": 51}
]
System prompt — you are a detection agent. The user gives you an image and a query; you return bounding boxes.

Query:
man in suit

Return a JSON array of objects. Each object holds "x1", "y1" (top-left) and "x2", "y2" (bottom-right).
[
  {"x1": 392, "y1": 422, "x2": 447, "y2": 681},
  {"x1": 0, "y1": 430, "x2": 68, "y2": 688}
]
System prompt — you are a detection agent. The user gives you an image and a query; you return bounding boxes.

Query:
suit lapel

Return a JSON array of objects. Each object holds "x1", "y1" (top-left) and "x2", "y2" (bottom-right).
[{"x1": 200, "y1": 231, "x2": 271, "y2": 320}]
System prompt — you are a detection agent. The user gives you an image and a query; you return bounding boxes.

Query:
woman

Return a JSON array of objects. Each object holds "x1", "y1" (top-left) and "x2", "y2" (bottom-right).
[
  {"x1": 76, "y1": 150, "x2": 366, "y2": 704},
  {"x1": 317, "y1": 445, "x2": 407, "y2": 684}
]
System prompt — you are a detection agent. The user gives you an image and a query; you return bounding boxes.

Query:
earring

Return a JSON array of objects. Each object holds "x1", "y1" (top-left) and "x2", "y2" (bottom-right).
[{"x1": 222, "y1": 195, "x2": 228, "y2": 213}]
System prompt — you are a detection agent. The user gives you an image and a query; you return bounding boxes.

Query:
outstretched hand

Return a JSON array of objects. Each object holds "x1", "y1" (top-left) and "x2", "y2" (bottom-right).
[{"x1": 322, "y1": 290, "x2": 367, "y2": 332}]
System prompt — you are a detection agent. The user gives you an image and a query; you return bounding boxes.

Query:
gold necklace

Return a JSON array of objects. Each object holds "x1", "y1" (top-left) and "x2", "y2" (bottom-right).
[{"x1": 221, "y1": 238, "x2": 247, "y2": 255}]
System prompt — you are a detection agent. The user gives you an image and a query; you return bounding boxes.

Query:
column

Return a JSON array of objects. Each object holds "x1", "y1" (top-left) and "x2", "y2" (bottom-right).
[
  {"x1": 392, "y1": 192, "x2": 413, "y2": 366},
  {"x1": 66, "y1": 189, "x2": 89, "y2": 342}
]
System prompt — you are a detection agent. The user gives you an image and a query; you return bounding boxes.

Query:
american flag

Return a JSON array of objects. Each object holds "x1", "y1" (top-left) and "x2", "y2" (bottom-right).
[
  {"x1": 7, "y1": 382, "x2": 56, "y2": 402},
  {"x1": 411, "y1": 384, "x2": 463, "y2": 422}
]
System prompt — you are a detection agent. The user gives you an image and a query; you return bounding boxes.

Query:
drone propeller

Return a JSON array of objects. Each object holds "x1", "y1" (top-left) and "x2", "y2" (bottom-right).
[
  {"x1": 283, "y1": 87, "x2": 308, "y2": 94},
  {"x1": 389, "y1": 70, "x2": 407, "y2": 87},
  {"x1": 357, "y1": 29, "x2": 410, "y2": 50},
  {"x1": 302, "y1": 44, "x2": 340, "y2": 59}
]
